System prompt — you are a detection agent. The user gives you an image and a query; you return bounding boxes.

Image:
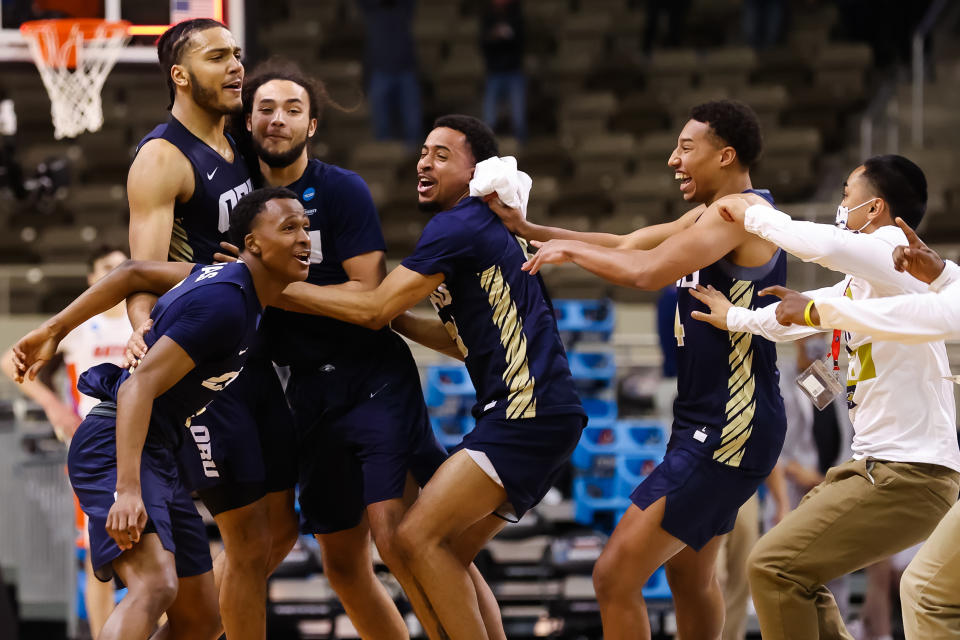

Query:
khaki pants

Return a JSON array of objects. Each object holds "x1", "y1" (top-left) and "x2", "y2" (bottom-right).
[
  {"x1": 747, "y1": 458, "x2": 959, "y2": 640},
  {"x1": 717, "y1": 493, "x2": 759, "y2": 640},
  {"x1": 901, "y1": 499, "x2": 960, "y2": 639}
]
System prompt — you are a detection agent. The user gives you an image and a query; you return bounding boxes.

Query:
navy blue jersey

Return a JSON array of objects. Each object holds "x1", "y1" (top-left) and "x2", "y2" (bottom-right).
[
  {"x1": 402, "y1": 197, "x2": 582, "y2": 420},
  {"x1": 262, "y1": 159, "x2": 398, "y2": 366},
  {"x1": 78, "y1": 262, "x2": 262, "y2": 449},
  {"x1": 136, "y1": 117, "x2": 253, "y2": 264},
  {"x1": 672, "y1": 189, "x2": 787, "y2": 473}
]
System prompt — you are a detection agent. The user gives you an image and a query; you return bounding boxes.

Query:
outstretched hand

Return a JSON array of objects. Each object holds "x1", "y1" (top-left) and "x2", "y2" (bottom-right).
[
  {"x1": 759, "y1": 285, "x2": 817, "y2": 327},
  {"x1": 521, "y1": 239, "x2": 576, "y2": 274},
  {"x1": 891, "y1": 217, "x2": 944, "y2": 284},
  {"x1": 715, "y1": 194, "x2": 751, "y2": 224},
  {"x1": 11, "y1": 326, "x2": 59, "y2": 383},
  {"x1": 689, "y1": 285, "x2": 733, "y2": 330}
]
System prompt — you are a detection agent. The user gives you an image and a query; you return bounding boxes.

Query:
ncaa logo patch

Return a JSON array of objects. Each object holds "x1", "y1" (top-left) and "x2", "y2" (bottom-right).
[{"x1": 303, "y1": 187, "x2": 316, "y2": 201}]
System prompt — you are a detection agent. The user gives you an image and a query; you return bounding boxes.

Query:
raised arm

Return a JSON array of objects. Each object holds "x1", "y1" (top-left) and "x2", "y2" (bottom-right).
[
  {"x1": 276, "y1": 265, "x2": 445, "y2": 330},
  {"x1": 487, "y1": 196, "x2": 703, "y2": 249},
  {"x1": 812, "y1": 284, "x2": 960, "y2": 344},
  {"x1": 521, "y1": 202, "x2": 760, "y2": 290},
  {"x1": 126, "y1": 139, "x2": 195, "y2": 329},
  {"x1": 717, "y1": 199, "x2": 924, "y2": 293},
  {"x1": 11, "y1": 261, "x2": 194, "y2": 382}
]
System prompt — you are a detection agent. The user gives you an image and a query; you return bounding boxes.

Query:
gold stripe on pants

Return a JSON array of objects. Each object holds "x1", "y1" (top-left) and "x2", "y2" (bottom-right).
[
  {"x1": 901, "y1": 498, "x2": 960, "y2": 639},
  {"x1": 747, "y1": 458, "x2": 959, "y2": 640}
]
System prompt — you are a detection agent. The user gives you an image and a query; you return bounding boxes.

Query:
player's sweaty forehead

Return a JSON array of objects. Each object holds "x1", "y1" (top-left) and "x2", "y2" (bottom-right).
[{"x1": 422, "y1": 127, "x2": 471, "y2": 160}]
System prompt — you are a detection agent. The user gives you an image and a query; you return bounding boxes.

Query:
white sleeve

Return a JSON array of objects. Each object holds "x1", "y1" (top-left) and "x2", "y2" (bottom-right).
[
  {"x1": 815, "y1": 282, "x2": 960, "y2": 344},
  {"x1": 725, "y1": 281, "x2": 844, "y2": 343},
  {"x1": 929, "y1": 260, "x2": 960, "y2": 293},
  {"x1": 743, "y1": 205, "x2": 919, "y2": 291}
]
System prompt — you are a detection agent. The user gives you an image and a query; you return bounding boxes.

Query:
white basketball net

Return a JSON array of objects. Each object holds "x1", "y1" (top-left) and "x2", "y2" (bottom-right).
[{"x1": 22, "y1": 22, "x2": 130, "y2": 139}]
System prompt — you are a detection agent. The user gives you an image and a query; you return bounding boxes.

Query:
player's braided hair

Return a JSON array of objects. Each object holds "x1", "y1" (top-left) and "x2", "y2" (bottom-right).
[
  {"x1": 156, "y1": 18, "x2": 227, "y2": 111},
  {"x1": 433, "y1": 115, "x2": 499, "y2": 164},
  {"x1": 861, "y1": 155, "x2": 927, "y2": 230},
  {"x1": 229, "y1": 187, "x2": 300, "y2": 249},
  {"x1": 689, "y1": 100, "x2": 763, "y2": 170}
]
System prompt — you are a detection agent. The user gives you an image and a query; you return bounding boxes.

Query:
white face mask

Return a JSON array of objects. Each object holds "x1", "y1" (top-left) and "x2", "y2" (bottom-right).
[{"x1": 835, "y1": 198, "x2": 875, "y2": 232}]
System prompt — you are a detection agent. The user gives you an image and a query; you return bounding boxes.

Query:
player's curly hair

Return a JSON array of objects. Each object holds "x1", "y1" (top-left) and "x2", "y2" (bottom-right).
[
  {"x1": 433, "y1": 115, "x2": 499, "y2": 164},
  {"x1": 229, "y1": 187, "x2": 300, "y2": 249},
  {"x1": 242, "y1": 58, "x2": 343, "y2": 123},
  {"x1": 861, "y1": 155, "x2": 927, "y2": 229},
  {"x1": 689, "y1": 100, "x2": 763, "y2": 170},
  {"x1": 156, "y1": 18, "x2": 226, "y2": 111}
]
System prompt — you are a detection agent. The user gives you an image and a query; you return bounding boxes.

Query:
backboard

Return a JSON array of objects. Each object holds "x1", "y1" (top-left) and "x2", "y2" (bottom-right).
[{"x1": 0, "y1": 0, "x2": 246, "y2": 64}]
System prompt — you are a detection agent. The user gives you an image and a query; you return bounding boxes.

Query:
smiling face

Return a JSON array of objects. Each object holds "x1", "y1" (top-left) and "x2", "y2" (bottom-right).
[
  {"x1": 175, "y1": 26, "x2": 244, "y2": 114},
  {"x1": 667, "y1": 119, "x2": 730, "y2": 204},
  {"x1": 248, "y1": 79, "x2": 316, "y2": 168},
  {"x1": 246, "y1": 198, "x2": 312, "y2": 283},
  {"x1": 417, "y1": 127, "x2": 476, "y2": 213}
]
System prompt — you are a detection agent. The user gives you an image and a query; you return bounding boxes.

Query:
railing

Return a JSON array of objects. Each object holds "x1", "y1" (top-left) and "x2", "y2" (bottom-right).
[{"x1": 860, "y1": 0, "x2": 954, "y2": 158}]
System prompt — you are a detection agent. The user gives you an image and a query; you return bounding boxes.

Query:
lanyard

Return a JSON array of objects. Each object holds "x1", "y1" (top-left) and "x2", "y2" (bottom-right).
[{"x1": 832, "y1": 329, "x2": 842, "y2": 372}]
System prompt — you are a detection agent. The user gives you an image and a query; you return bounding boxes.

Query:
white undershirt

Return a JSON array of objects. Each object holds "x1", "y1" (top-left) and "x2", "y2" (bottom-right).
[{"x1": 59, "y1": 313, "x2": 131, "y2": 418}]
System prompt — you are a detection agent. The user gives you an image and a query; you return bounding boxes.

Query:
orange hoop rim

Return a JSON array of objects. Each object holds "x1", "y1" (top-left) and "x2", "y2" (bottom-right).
[
  {"x1": 19, "y1": 18, "x2": 132, "y2": 38},
  {"x1": 19, "y1": 19, "x2": 131, "y2": 69}
]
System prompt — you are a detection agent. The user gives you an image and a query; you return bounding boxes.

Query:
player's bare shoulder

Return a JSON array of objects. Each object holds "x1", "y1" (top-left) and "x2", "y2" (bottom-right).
[{"x1": 128, "y1": 137, "x2": 195, "y2": 203}]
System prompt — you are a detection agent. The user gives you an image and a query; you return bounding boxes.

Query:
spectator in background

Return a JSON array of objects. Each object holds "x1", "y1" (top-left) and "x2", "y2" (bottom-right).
[
  {"x1": 741, "y1": 0, "x2": 786, "y2": 51},
  {"x1": 357, "y1": 0, "x2": 423, "y2": 149},
  {"x1": 481, "y1": 0, "x2": 526, "y2": 144},
  {"x1": 0, "y1": 245, "x2": 130, "y2": 640},
  {"x1": 642, "y1": 0, "x2": 691, "y2": 54}
]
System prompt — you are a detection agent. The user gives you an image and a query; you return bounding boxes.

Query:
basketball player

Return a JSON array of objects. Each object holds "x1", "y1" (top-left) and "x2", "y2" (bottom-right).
[
  {"x1": 0, "y1": 246, "x2": 128, "y2": 639},
  {"x1": 125, "y1": 19, "x2": 298, "y2": 640},
  {"x1": 686, "y1": 156, "x2": 960, "y2": 640},
  {"x1": 746, "y1": 218, "x2": 960, "y2": 640},
  {"x1": 11, "y1": 189, "x2": 311, "y2": 640},
  {"x1": 492, "y1": 100, "x2": 785, "y2": 640},
  {"x1": 239, "y1": 61, "x2": 499, "y2": 640},
  {"x1": 269, "y1": 114, "x2": 585, "y2": 639}
]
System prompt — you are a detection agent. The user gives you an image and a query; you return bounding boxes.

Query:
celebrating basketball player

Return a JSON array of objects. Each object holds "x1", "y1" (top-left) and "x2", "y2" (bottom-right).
[{"x1": 125, "y1": 19, "x2": 297, "y2": 640}]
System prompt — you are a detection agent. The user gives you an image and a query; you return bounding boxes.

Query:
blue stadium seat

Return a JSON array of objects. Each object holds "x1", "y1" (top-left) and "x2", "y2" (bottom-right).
[
  {"x1": 642, "y1": 567, "x2": 672, "y2": 599},
  {"x1": 570, "y1": 424, "x2": 619, "y2": 472},
  {"x1": 553, "y1": 298, "x2": 615, "y2": 339},
  {"x1": 615, "y1": 450, "x2": 665, "y2": 498},
  {"x1": 573, "y1": 476, "x2": 630, "y2": 533},
  {"x1": 424, "y1": 364, "x2": 475, "y2": 408},
  {"x1": 581, "y1": 397, "x2": 617, "y2": 427},
  {"x1": 566, "y1": 350, "x2": 616, "y2": 383},
  {"x1": 616, "y1": 419, "x2": 670, "y2": 452},
  {"x1": 430, "y1": 414, "x2": 472, "y2": 450}
]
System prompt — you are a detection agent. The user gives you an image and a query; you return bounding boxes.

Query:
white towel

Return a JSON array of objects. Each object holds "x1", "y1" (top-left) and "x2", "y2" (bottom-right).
[{"x1": 469, "y1": 156, "x2": 532, "y2": 218}]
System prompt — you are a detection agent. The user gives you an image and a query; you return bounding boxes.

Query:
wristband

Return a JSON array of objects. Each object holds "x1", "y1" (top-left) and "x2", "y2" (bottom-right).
[{"x1": 803, "y1": 299, "x2": 817, "y2": 327}]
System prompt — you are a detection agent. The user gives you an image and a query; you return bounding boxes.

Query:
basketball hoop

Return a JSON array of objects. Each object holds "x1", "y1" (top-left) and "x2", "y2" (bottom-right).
[{"x1": 20, "y1": 19, "x2": 131, "y2": 139}]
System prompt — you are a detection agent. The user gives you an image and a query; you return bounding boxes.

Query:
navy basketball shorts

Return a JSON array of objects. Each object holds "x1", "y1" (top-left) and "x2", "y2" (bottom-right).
[
  {"x1": 177, "y1": 357, "x2": 298, "y2": 516},
  {"x1": 630, "y1": 446, "x2": 770, "y2": 551},
  {"x1": 288, "y1": 353, "x2": 448, "y2": 535},
  {"x1": 455, "y1": 412, "x2": 587, "y2": 522},
  {"x1": 68, "y1": 414, "x2": 212, "y2": 582}
]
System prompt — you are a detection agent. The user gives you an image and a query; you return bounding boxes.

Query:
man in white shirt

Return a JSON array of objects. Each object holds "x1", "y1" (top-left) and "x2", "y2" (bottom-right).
[
  {"x1": 687, "y1": 155, "x2": 960, "y2": 640},
  {"x1": 761, "y1": 217, "x2": 960, "y2": 640},
  {"x1": 0, "y1": 245, "x2": 130, "y2": 640}
]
